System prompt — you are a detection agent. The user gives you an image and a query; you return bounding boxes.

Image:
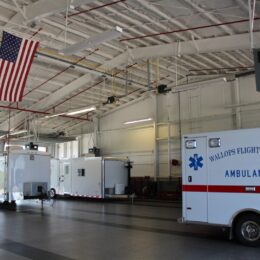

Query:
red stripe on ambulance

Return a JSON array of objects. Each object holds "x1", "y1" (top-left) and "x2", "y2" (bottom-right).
[{"x1": 182, "y1": 185, "x2": 260, "y2": 193}]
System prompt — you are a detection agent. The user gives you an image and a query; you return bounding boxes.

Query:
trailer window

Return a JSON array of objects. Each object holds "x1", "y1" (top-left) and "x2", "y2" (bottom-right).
[
  {"x1": 185, "y1": 140, "x2": 197, "y2": 149},
  {"x1": 209, "y1": 138, "x2": 221, "y2": 148},
  {"x1": 65, "y1": 165, "x2": 70, "y2": 174},
  {"x1": 78, "y1": 168, "x2": 85, "y2": 177}
]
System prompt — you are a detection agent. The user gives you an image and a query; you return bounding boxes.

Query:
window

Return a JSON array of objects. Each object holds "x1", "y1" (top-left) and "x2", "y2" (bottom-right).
[
  {"x1": 209, "y1": 138, "x2": 221, "y2": 148},
  {"x1": 185, "y1": 140, "x2": 197, "y2": 149}
]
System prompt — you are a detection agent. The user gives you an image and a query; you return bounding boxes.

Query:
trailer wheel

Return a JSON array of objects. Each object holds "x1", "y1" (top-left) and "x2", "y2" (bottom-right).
[
  {"x1": 49, "y1": 188, "x2": 56, "y2": 199},
  {"x1": 235, "y1": 213, "x2": 260, "y2": 247}
]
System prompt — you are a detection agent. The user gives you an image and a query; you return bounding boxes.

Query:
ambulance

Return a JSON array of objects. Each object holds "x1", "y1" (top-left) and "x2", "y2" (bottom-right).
[{"x1": 182, "y1": 128, "x2": 260, "y2": 246}]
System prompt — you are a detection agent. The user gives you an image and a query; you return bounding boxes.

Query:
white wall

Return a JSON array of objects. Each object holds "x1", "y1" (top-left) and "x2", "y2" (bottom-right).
[
  {"x1": 97, "y1": 75, "x2": 260, "y2": 178},
  {"x1": 55, "y1": 75, "x2": 260, "y2": 178}
]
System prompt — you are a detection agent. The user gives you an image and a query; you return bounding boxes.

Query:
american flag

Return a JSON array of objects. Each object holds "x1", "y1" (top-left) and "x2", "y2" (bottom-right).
[{"x1": 0, "y1": 31, "x2": 39, "y2": 102}]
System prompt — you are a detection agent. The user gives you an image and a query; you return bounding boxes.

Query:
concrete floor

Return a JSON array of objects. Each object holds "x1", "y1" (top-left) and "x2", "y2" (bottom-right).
[{"x1": 0, "y1": 199, "x2": 259, "y2": 260}]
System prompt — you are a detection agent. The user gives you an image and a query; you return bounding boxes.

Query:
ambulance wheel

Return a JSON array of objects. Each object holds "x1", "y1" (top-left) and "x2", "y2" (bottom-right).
[
  {"x1": 49, "y1": 188, "x2": 56, "y2": 199},
  {"x1": 235, "y1": 213, "x2": 260, "y2": 247}
]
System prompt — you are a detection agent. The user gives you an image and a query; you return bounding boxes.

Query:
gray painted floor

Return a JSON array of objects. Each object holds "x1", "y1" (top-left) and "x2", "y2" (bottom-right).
[{"x1": 0, "y1": 199, "x2": 259, "y2": 260}]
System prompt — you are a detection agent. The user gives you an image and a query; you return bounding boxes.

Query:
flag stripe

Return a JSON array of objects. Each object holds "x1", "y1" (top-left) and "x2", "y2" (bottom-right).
[
  {"x1": 17, "y1": 40, "x2": 37, "y2": 101},
  {"x1": 7, "y1": 40, "x2": 26, "y2": 101},
  {"x1": 6, "y1": 40, "x2": 26, "y2": 101},
  {"x1": 0, "y1": 60, "x2": 6, "y2": 99},
  {"x1": 5, "y1": 62, "x2": 16, "y2": 101},
  {"x1": 15, "y1": 41, "x2": 33, "y2": 100},
  {"x1": 13, "y1": 40, "x2": 29, "y2": 102},
  {"x1": 3, "y1": 62, "x2": 14, "y2": 101},
  {"x1": 19, "y1": 41, "x2": 39, "y2": 101},
  {"x1": 8, "y1": 40, "x2": 27, "y2": 102}
]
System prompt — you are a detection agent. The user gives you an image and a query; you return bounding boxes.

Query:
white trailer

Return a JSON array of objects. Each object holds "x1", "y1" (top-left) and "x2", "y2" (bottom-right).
[
  {"x1": 182, "y1": 128, "x2": 260, "y2": 246},
  {"x1": 7, "y1": 150, "x2": 51, "y2": 201},
  {"x1": 50, "y1": 157, "x2": 130, "y2": 199}
]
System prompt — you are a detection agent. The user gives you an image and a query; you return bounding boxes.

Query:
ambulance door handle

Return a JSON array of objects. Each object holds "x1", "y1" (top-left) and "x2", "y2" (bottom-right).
[{"x1": 188, "y1": 176, "x2": 192, "y2": 183}]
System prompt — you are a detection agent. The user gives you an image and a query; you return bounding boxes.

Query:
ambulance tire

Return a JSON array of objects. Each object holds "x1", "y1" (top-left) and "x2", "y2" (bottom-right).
[
  {"x1": 49, "y1": 188, "x2": 56, "y2": 199},
  {"x1": 235, "y1": 213, "x2": 260, "y2": 247}
]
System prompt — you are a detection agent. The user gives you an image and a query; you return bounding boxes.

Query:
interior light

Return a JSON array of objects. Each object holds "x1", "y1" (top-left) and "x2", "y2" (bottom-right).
[
  {"x1": 10, "y1": 130, "x2": 28, "y2": 136},
  {"x1": 66, "y1": 106, "x2": 96, "y2": 116},
  {"x1": 124, "y1": 118, "x2": 153, "y2": 125},
  {"x1": 44, "y1": 113, "x2": 66, "y2": 119}
]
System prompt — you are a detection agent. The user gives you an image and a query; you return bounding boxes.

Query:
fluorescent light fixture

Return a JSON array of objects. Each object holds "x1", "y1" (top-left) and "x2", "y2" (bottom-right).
[
  {"x1": 5, "y1": 144, "x2": 25, "y2": 148},
  {"x1": 44, "y1": 106, "x2": 96, "y2": 119},
  {"x1": 10, "y1": 130, "x2": 28, "y2": 136},
  {"x1": 66, "y1": 106, "x2": 96, "y2": 116},
  {"x1": 60, "y1": 26, "x2": 123, "y2": 55},
  {"x1": 124, "y1": 118, "x2": 153, "y2": 125},
  {"x1": 44, "y1": 112, "x2": 66, "y2": 119}
]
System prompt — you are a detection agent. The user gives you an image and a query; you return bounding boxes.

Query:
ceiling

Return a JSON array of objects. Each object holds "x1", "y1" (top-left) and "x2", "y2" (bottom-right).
[{"x1": 0, "y1": 0, "x2": 259, "y2": 139}]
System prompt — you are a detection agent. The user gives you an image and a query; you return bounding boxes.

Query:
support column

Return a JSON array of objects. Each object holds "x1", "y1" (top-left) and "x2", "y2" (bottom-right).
[
  {"x1": 232, "y1": 79, "x2": 242, "y2": 129},
  {"x1": 77, "y1": 136, "x2": 83, "y2": 157},
  {"x1": 153, "y1": 94, "x2": 159, "y2": 180},
  {"x1": 93, "y1": 117, "x2": 100, "y2": 149},
  {"x1": 178, "y1": 91, "x2": 182, "y2": 162},
  {"x1": 167, "y1": 123, "x2": 171, "y2": 178},
  {"x1": 147, "y1": 59, "x2": 151, "y2": 91}
]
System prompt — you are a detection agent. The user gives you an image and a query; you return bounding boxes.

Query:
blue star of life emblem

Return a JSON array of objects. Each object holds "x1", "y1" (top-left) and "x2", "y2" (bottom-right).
[{"x1": 189, "y1": 154, "x2": 203, "y2": 171}]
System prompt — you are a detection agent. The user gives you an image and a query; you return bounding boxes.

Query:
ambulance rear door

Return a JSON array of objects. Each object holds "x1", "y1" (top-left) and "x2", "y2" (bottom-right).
[{"x1": 183, "y1": 137, "x2": 208, "y2": 222}]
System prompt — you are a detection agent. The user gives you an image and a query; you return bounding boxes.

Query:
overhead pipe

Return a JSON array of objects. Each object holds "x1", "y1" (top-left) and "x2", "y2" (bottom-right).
[
  {"x1": 49, "y1": 73, "x2": 170, "y2": 131},
  {"x1": 0, "y1": 105, "x2": 89, "y2": 121},
  {"x1": 46, "y1": 69, "x2": 170, "y2": 129},
  {"x1": 24, "y1": 56, "x2": 85, "y2": 98},
  {"x1": 11, "y1": 62, "x2": 138, "y2": 132},
  {"x1": 68, "y1": 0, "x2": 126, "y2": 18},
  {"x1": 50, "y1": 62, "x2": 137, "y2": 110},
  {"x1": 11, "y1": 51, "x2": 138, "y2": 127},
  {"x1": 189, "y1": 66, "x2": 254, "y2": 72},
  {"x1": 120, "y1": 17, "x2": 260, "y2": 42},
  {"x1": 51, "y1": 79, "x2": 104, "y2": 110},
  {"x1": 147, "y1": 59, "x2": 151, "y2": 91},
  {"x1": 24, "y1": 49, "x2": 98, "y2": 98},
  {"x1": 30, "y1": 27, "x2": 42, "y2": 39},
  {"x1": 36, "y1": 52, "x2": 145, "y2": 89}
]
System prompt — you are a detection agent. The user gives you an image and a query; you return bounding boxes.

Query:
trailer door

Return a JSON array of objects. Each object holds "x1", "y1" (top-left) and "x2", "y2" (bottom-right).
[
  {"x1": 60, "y1": 162, "x2": 72, "y2": 195},
  {"x1": 183, "y1": 137, "x2": 207, "y2": 222}
]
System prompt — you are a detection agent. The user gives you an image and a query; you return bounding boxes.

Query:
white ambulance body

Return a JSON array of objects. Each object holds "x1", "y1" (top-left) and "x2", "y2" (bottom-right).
[{"x1": 182, "y1": 128, "x2": 260, "y2": 246}]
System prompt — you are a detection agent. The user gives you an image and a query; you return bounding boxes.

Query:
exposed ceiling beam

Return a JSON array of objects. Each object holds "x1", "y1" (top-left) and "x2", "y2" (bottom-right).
[
  {"x1": 102, "y1": 32, "x2": 260, "y2": 70},
  {"x1": 1, "y1": 32, "x2": 258, "y2": 131},
  {"x1": 7, "y1": 0, "x2": 96, "y2": 27}
]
